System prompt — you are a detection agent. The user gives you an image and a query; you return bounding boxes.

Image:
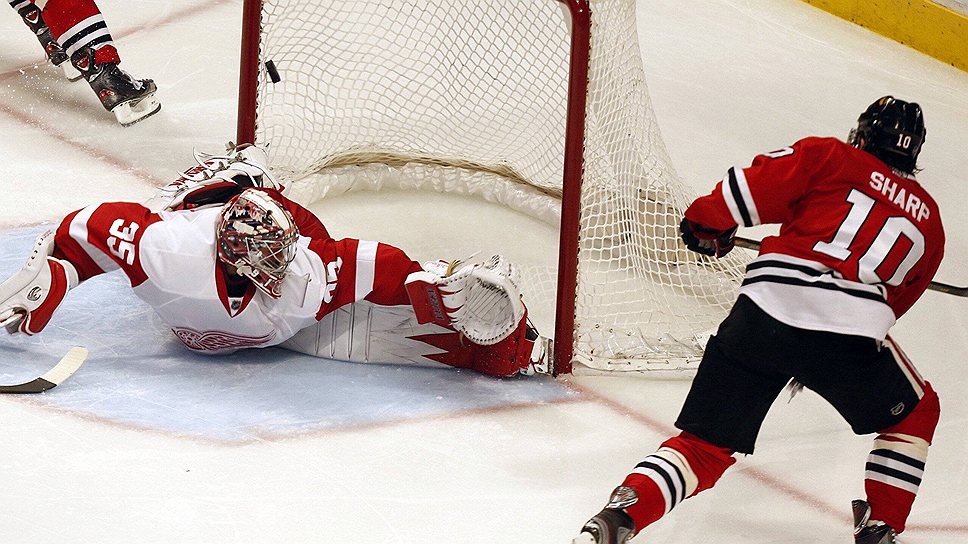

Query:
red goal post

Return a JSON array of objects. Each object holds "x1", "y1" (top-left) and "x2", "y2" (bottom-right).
[{"x1": 235, "y1": 0, "x2": 749, "y2": 376}]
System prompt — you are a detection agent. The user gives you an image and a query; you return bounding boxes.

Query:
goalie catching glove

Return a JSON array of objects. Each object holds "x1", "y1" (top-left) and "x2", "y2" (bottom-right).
[
  {"x1": 405, "y1": 254, "x2": 525, "y2": 346},
  {"x1": 0, "y1": 231, "x2": 78, "y2": 335},
  {"x1": 679, "y1": 218, "x2": 737, "y2": 258},
  {"x1": 144, "y1": 144, "x2": 282, "y2": 212}
]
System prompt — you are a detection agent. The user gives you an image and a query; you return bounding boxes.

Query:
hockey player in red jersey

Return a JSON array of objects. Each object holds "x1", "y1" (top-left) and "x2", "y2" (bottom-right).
[
  {"x1": 575, "y1": 96, "x2": 943, "y2": 544},
  {"x1": 9, "y1": 0, "x2": 160, "y2": 125},
  {"x1": 0, "y1": 145, "x2": 550, "y2": 378}
]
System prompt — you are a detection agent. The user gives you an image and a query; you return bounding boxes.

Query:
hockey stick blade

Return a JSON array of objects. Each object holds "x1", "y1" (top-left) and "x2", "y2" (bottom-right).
[
  {"x1": 0, "y1": 347, "x2": 88, "y2": 394},
  {"x1": 734, "y1": 237, "x2": 968, "y2": 297}
]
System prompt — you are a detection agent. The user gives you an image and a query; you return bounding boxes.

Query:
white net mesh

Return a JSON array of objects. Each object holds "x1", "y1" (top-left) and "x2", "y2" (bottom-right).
[{"x1": 247, "y1": 0, "x2": 751, "y2": 374}]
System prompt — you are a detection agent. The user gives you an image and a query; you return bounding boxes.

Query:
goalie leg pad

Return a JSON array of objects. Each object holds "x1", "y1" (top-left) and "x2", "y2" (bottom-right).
[
  {"x1": 0, "y1": 231, "x2": 79, "y2": 335},
  {"x1": 617, "y1": 432, "x2": 735, "y2": 533},
  {"x1": 404, "y1": 255, "x2": 525, "y2": 346}
]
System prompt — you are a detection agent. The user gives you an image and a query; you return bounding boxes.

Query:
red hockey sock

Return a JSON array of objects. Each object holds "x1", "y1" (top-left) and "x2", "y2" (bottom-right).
[
  {"x1": 41, "y1": 0, "x2": 121, "y2": 64},
  {"x1": 92, "y1": 45, "x2": 121, "y2": 66},
  {"x1": 865, "y1": 382, "x2": 939, "y2": 533},
  {"x1": 620, "y1": 432, "x2": 736, "y2": 534}
]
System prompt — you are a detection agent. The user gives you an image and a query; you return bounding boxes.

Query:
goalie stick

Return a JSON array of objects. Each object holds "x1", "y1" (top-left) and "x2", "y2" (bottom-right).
[
  {"x1": 0, "y1": 347, "x2": 88, "y2": 394},
  {"x1": 734, "y1": 237, "x2": 968, "y2": 297}
]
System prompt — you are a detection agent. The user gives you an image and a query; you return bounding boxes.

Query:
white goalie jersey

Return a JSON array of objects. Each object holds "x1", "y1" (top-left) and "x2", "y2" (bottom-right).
[
  {"x1": 43, "y1": 189, "x2": 546, "y2": 376},
  {"x1": 51, "y1": 194, "x2": 423, "y2": 354}
]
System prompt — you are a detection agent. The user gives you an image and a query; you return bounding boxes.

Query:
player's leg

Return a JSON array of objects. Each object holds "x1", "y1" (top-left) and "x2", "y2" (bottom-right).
[
  {"x1": 453, "y1": 306, "x2": 549, "y2": 376},
  {"x1": 801, "y1": 334, "x2": 938, "y2": 543},
  {"x1": 40, "y1": 0, "x2": 160, "y2": 125},
  {"x1": 576, "y1": 296, "x2": 791, "y2": 543},
  {"x1": 575, "y1": 431, "x2": 738, "y2": 544},
  {"x1": 9, "y1": 0, "x2": 80, "y2": 78}
]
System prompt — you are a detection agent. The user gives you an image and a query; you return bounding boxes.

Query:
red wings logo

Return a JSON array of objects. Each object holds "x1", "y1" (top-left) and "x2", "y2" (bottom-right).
[{"x1": 173, "y1": 327, "x2": 276, "y2": 351}]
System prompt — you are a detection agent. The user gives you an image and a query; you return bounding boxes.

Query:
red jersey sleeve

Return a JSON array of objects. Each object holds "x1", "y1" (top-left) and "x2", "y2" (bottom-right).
[
  {"x1": 888, "y1": 224, "x2": 944, "y2": 317},
  {"x1": 684, "y1": 137, "x2": 835, "y2": 230},
  {"x1": 52, "y1": 202, "x2": 163, "y2": 286},
  {"x1": 264, "y1": 189, "x2": 332, "y2": 242}
]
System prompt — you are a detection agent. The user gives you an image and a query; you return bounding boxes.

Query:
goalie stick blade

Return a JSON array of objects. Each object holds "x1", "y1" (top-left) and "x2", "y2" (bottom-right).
[{"x1": 0, "y1": 347, "x2": 88, "y2": 394}]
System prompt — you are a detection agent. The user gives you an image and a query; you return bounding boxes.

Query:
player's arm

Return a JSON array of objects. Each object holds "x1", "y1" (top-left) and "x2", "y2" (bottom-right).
[
  {"x1": 271, "y1": 191, "x2": 332, "y2": 241},
  {"x1": 890, "y1": 230, "x2": 945, "y2": 317},
  {"x1": 0, "y1": 230, "x2": 78, "y2": 335},
  {"x1": 0, "y1": 199, "x2": 164, "y2": 336},
  {"x1": 307, "y1": 237, "x2": 421, "y2": 314},
  {"x1": 52, "y1": 201, "x2": 162, "y2": 285},
  {"x1": 681, "y1": 138, "x2": 826, "y2": 257}
]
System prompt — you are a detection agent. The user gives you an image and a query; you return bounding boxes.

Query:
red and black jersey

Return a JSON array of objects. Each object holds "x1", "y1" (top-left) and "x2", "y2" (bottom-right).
[{"x1": 685, "y1": 137, "x2": 945, "y2": 339}]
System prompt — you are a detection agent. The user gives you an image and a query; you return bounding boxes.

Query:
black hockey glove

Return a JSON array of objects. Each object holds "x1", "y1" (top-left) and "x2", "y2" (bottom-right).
[{"x1": 680, "y1": 218, "x2": 737, "y2": 258}]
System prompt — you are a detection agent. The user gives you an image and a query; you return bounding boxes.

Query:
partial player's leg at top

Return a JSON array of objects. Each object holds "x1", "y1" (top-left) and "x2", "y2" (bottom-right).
[{"x1": 9, "y1": 0, "x2": 161, "y2": 125}]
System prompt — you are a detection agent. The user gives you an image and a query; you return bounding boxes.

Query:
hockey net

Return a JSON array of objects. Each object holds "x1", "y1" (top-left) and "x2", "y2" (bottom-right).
[{"x1": 236, "y1": 0, "x2": 751, "y2": 375}]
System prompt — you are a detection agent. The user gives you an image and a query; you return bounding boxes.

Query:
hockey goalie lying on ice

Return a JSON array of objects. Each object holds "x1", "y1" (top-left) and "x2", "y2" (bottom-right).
[{"x1": 0, "y1": 146, "x2": 552, "y2": 378}]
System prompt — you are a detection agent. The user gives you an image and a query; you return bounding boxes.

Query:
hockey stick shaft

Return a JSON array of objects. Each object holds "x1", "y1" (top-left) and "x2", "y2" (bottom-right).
[
  {"x1": 734, "y1": 237, "x2": 968, "y2": 297},
  {"x1": 0, "y1": 347, "x2": 88, "y2": 393}
]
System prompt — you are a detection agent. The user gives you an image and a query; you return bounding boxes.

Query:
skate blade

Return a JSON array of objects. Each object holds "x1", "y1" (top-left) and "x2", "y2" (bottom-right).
[
  {"x1": 114, "y1": 94, "x2": 162, "y2": 127},
  {"x1": 60, "y1": 62, "x2": 83, "y2": 82}
]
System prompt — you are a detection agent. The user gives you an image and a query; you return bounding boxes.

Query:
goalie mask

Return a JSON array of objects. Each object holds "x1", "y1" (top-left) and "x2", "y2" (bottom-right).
[
  {"x1": 847, "y1": 96, "x2": 926, "y2": 174},
  {"x1": 216, "y1": 189, "x2": 298, "y2": 298}
]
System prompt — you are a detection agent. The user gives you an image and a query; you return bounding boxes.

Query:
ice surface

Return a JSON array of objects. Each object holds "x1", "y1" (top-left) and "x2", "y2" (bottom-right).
[{"x1": 0, "y1": 1, "x2": 966, "y2": 543}]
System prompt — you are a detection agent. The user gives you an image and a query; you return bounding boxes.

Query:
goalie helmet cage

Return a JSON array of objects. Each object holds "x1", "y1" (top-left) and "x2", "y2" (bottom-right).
[{"x1": 236, "y1": 0, "x2": 750, "y2": 376}]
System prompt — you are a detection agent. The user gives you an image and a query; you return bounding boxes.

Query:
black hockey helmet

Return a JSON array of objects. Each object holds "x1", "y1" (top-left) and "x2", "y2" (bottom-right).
[{"x1": 847, "y1": 96, "x2": 926, "y2": 174}]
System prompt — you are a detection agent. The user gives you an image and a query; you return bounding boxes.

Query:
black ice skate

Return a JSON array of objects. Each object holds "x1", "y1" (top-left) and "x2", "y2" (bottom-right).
[
  {"x1": 852, "y1": 499, "x2": 897, "y2": 544},
  {"x1": 72, "y1": 48, "x2": 161, "y2": 126},
  {"x1": 16, "y1": 5, "x2": 82, "y2": 81},
  {"x1": 573, "y1": 508, "x2": 635, "y2": 544}
]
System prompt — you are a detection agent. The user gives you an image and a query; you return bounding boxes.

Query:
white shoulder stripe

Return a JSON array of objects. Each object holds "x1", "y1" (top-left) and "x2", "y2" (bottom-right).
[
  {"x1": 354, "y1": 240, "x2": 378, "y2": 302},
  {"x1": 69, "y1": 205, "x2": 120, "y2": 273},
  {"x1": 720, "y1": 172, "x2": 744, "y2": 225},
  {"x1": 732, "y1": 167, "x2": 760, "y2": 225}
]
